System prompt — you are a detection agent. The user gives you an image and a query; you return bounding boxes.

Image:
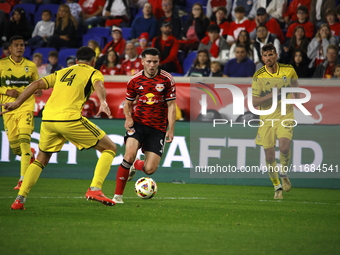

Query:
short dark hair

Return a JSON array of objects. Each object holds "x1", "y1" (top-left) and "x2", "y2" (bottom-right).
[
  {"x1": 234, "y1": 6, "x2": 246, "y2": 13},
  {"x1": 141, "y1": 47, "x2": 160, "y2": 58},
  {"x1": 216, "y1": 6, "x2": 227, "y2": 15},
  {"x1": 42, "y1": 9, "x2": 52, "y2": 16},
  {"x1": 297, "y1": 5, "x2": 308, "y2": 14},
  {"x1": 48, "y1": 50, "x2": 58, "y2": 58},
  {"x1": 235, "y1": 44, "x2": 246, "y2": 51},
  {"x1": 76, "y1": 46, "x2": 95, "y2": 62},
  {"x1": 262, "y1": 43, "x2": 277, "y2": 53},
  {"x1": 207, "y1": 24, "x2": 220, "y2": 33},
  {"x1": 9, "y1": 35, "x2": 24, "y2": 45},
  {"x1": 256, "y1": 25, "x2": 267, "y2": 31},
  {"x1": 327, "y1": 44, "x2": 339, "y2": 55}
]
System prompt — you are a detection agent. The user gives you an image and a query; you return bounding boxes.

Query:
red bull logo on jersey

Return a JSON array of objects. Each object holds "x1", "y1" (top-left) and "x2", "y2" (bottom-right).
[
  {"x1": 155, "y1": 84, "x2": 164, "y2": 92},
  {"x1": 139, "y1": 93, "x2": 164, "y2": 105}
]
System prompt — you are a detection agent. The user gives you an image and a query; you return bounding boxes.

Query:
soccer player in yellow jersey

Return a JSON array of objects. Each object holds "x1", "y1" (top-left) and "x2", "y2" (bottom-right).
[
  {"x1": 252, "y1": 44, "x2": 299, "y2": 199},
  {"x1": 1, "y1": 46, "x2": 118, "y2": 209},
  {"x1": 0, "y1": 35, "x2": 39, "y2": 190}
]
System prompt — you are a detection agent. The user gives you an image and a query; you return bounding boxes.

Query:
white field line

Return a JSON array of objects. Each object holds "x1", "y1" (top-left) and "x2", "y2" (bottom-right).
[{"x1": 0, "y1": 196, "x2": 339, "y2": 205}]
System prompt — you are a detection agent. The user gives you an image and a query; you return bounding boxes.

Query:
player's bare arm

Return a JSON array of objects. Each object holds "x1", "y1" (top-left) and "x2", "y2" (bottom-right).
[
  {"x1": 252, "y1": 93, "x2": 273, "y2": 107},
  {"x1": 166, "y1": 100, "x2": 176, "y2": 143},
  {"x1": 291, "y1": 79, "x2": 300, "y2": 99},
  {"x1": 123, "y1": 99, "x2": 134, "y2": 131},
  {"x1": 0, "y1": 79, "x2": 46, "y2": 114},
  {"x1": 93, "y1": 80, "x2": 112, "y2": 119},
  {"x1": 5, "y1": 89, "x2": 19, "y2": 98}
]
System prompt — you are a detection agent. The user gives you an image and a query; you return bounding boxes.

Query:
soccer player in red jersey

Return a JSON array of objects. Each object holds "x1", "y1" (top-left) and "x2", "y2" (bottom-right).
[{"x1": 113, "y1": 47, "x2": 176, "y2": 204}]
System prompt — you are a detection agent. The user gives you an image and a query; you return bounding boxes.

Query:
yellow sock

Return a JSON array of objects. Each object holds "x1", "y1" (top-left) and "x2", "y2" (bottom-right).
[
  {"x1": 90, "y1": 150, "x2": 116, "y2": 189},
  {"x1": 19, "y1": 134, "x2": 32, "y2": 177},
  {"x1": 18, "y1": 160, "x2": 45, "y2": 197},
  {"x1": 280, "y1": 151, "x2": 291, "y2": 175},
  {"x1": 266, "y1": 161, "x2": 280, "y2": 186}
]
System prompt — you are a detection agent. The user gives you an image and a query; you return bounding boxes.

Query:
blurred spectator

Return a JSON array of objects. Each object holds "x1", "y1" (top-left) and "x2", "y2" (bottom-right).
[
  {"x1": 180, "y1": 3, "x2": 210, "y2": 54},
  {"x1": 32, "y1": 53, "x2": 47, "y2": 76},
  {"x1": 96, "y1": 26, "x2": 126, "y2": 68},
  {"x1": 159, "y1": 0, "x2": 183, "y2": 39},
  {"x1": 290, "y1": 49, "x2": 313, "y2": 78},
  {"x1": 253, "y1": 25, "x2": 281, "y2": 69},
  {"x1": 229, "y1": 30, "x2": 254, "y2": 60},
  {"x1": 227, "y1": 6, "x2": 251, "y2": 45},
  {"x1": 281, "y1": 26, "x2": 310, "y2": 64},
  {"x1": 149, "y1": 0, "x2": 164, "y2": 20},
  {"x1": 129, "y1": 0, "x2": 148, "y2": 9},
  {"x1": 309, "y1": 0, "x2": 336, "y2": 28},
  {"x1": 120, "y1": 42, "x2": 143, "y2": 76},
  {"x1": 66, "y1": 56, "x2": 76, "y2": 66},
  {"x1": 66, "y1": 0, "x2": 82, "y2": 23},
  {"x1": 325, "y1": 8, "x2": 340, "y2": 37},
  {"x1": 1, "y1": 42, "x2": 10, "y2": 58},
  {"x1": 87, "y1": 40, "x2": 101, "y2": 61},
  {"x1": 249, "y1": 7, "x2": 285, "y2": 44},
  {"x1": 136, "y1": 32, "x2": 149, "y2": 55},
  {"x1": 231, "y1": 0, "x2": 258, "y2": 21},
  {"x1": 100, "y1": 0, "x2": 131, "y2": 27},
  {"x1": 283, "y1": 0, "x2": 311, "y2": 26},
  {"x1": 130, "y1": 2, "x2": 158, "y2": 42},
  {"x1": 211, "y1": 6, "x2": 229, "y2": 40},
  {"x1": 1, "y1": 7, "x2": 33, "y2": 43},
  {"x1": 285, "y1": 5, "x2": 315, "y2": 40},
  {"x1": 79, "y1": 0, "x2": 105, "y2": 29},
  {"x1": 210, "y1": 61, "x2": 223, "y2": 77},
  {"x1": 100, "y1": 49, "x2": 121, "y2": 75},
  {"x1": 44, "y1": 50, "x2": 63, "y2": 74},
  {"x1": 151, "y1": 21, "x2": 182, "y2": 73},
  {"x1": 26, "y1": 9, "x2": 55, "y2": 51},
  {"x1": 82, "y1": 98, "x2": 100, "y2": 118},
  {"x1": 186, "y1": 49, "x2": 211, "y2": 77},
  {"x1": 46, "y1": 4, "x2": 78, "y2": 50},
  {"x1": 307, "y1": 23, "x2": 337, "y2": 68},
  {"x1": 257, "y1": 0, "x2": 287, "y2": 23},
  {"x1": 333, "y1": 64, "x2": 340, "y2": 79},
  {"x1": 206, "y1": 0, "x2": 232, "y2": 21},
  {"x1": 313, "y1": 44, "x2": 340, "y2": 78},
  {"x1": 223, "y1": 44, "x2": 255, "y2": 77},
  {"x1": 198, "y1": 24, "x2": 229, "y2": 64},
  {"x1": 337, "y1": 5, "x2": 340, "y2": 23}
]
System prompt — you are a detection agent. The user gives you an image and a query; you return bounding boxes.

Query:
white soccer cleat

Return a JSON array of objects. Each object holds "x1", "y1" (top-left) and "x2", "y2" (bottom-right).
[
  {"x1": 112, "y1": 194, "x2": 124, "y2": 204},
  {"x1": 127, "y1": 161, "x2": 137, "y2": 182}
]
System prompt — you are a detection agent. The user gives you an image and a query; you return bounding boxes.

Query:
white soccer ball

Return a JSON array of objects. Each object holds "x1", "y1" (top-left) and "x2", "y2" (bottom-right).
[{"x1": 134, "y1": 177, "x2": 158, "y2": 199}]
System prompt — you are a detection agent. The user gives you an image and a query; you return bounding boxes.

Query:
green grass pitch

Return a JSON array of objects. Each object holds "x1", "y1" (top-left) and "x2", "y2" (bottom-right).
[{"x1": 0, "y1": 177, "x2": 339, "y2": 255}]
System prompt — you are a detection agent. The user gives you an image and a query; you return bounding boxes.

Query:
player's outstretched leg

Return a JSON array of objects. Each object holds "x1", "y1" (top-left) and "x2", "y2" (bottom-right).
[
  {"x1": 86, "y1": 149, "x2": 116, "y2": 206},
  {"x1": 128, "y1": 159, "x2": 144, "y2": 181},
  {"x1": 280, "y1": 151, "x2": 292, "y2": 192},
  {"x1": 14, "y1": 147, "x2": 36, "y2": 190},
  {"x1": 11, "y1": 160, "x2": 45, "y2": 210},
  {"x1": 113, "y1": 160, "x2": 133, "y2": 204}
]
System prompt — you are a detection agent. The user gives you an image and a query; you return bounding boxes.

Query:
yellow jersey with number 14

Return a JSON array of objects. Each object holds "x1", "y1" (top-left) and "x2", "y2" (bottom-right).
[
  {"x1": 0, "y1": 56, "x2": 39, "y2": 113},
  {"x1": 42, "y1": 64, "x2": 104, "y2": 121}
]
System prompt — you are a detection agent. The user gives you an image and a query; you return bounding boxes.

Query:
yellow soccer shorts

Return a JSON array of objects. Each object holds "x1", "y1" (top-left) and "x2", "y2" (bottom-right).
[
  {"x1": 39, "y1": 117, "x2": 106, "y2": 152},
  {"x1": 255, "y1": 119, "x2": 294, "y2": 149},
  {"x1": 3, "y1": 111, "x2": 34, "y2": 141}
]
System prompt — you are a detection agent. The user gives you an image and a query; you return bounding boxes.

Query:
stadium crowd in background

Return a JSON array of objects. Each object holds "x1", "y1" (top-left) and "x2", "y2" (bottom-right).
[{"x1": 0, "y1": 0, "x2": 340, "y2": 79}]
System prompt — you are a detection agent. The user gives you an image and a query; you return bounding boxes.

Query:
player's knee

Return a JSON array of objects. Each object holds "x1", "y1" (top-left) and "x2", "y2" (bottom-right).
[
  {"x1": 280, "y1": 147, "x2": 290, "y2": 155},
  {"x1": 143, "y1": 166, "x2": 157, "y2": 175}
]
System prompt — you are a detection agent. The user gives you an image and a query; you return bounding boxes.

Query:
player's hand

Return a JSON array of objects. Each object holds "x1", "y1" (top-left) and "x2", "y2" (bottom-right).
[
  {"x1": 6, "y1": 89, "x2": 19, "y2": 98},
  {"x1": 97, "y1": 101, "x2": 112, "y2": 119},
  {"x1": 124, "y1": 116, "x2": 134, "y2": 131},
  {"x1": 0, "y1": 102, "x2": 19, "y2": 114},
  {"x1": 165, "y1": 130, "x2": 174, "y2": 143},
  {"x1": 34, "y1": 89, "x2": 43, "y2": 97}
]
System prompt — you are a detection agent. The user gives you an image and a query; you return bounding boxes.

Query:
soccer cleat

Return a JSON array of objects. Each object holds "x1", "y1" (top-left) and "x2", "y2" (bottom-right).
[
  {"x1": 274, "y1": 188, "x2": 283, "y2": 199},
  {"x1": 112, "y1": 194, "x2": 124, "y2": 204},
  {"x1": 281, "y1": 177, "x2": 292, "y2": 192},
  {"x1": 14, "y1": 180, "x2": 22, "y2": 190},
  {"x1": 11, "y1": 199, "x2": 25, "y2": 210},
  {"x1": 85, "y1": 188, "x2": 115, "y2": 206},
  {"x1": 30, "y1": 148, "x2": 36, "y2": 164},
  {"x1": 127, "y1": 161, "x2": 137, "y2": 182}
]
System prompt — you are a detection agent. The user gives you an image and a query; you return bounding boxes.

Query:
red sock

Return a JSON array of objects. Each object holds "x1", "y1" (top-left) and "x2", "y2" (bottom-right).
[
  {"x1": 134, "y1": 159, "x2": 145, "y2": 171},
  {"x1": 115, "y1": 165, "x2": 129, "y2": 195}
]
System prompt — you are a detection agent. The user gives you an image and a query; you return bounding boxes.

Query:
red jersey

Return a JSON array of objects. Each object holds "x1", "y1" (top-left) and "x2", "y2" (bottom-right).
[
  {"x1": 126, "y1": 69, "x2": 176, "y2": 132},
  {"x1": 100, "y1": 65, "x2": 121, "y2": 75},
  {"x1": 329, "y1": 22, "x2": 340, "y2": 37},
  {"x1": 120, "y1": 57, "x2": 143, "y2": 76},
  {"x1": 79, "y1": 0, "x2": 105, "y2": 15},
  {"x1": 286, "y1": 21, "x2": 315, "y2": 39},
  {"x1": 283, "y1": 0, "x2": 311, "y2": 22},
  {"x1": 228, "y1": 19, "x2": 251, "y2": 40}
]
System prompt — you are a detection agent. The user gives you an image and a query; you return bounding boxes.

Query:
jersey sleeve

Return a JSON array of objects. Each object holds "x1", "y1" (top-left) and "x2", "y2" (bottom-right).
[
  {"x1": 165, "y1": 76, "x2": 176, "y2": 101},
  {"x1": 126, "y1": 79, "x2": 136, "y2": 101},
  {"x1": 42, "y1": 72, "x2": 57, "y2": 89},
  {"x1": 91, "y1": 70, "x2": 104, "y2": 84},
  {"x1": 252, "y1": 75, "x2": 261, "y2": 97}
]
